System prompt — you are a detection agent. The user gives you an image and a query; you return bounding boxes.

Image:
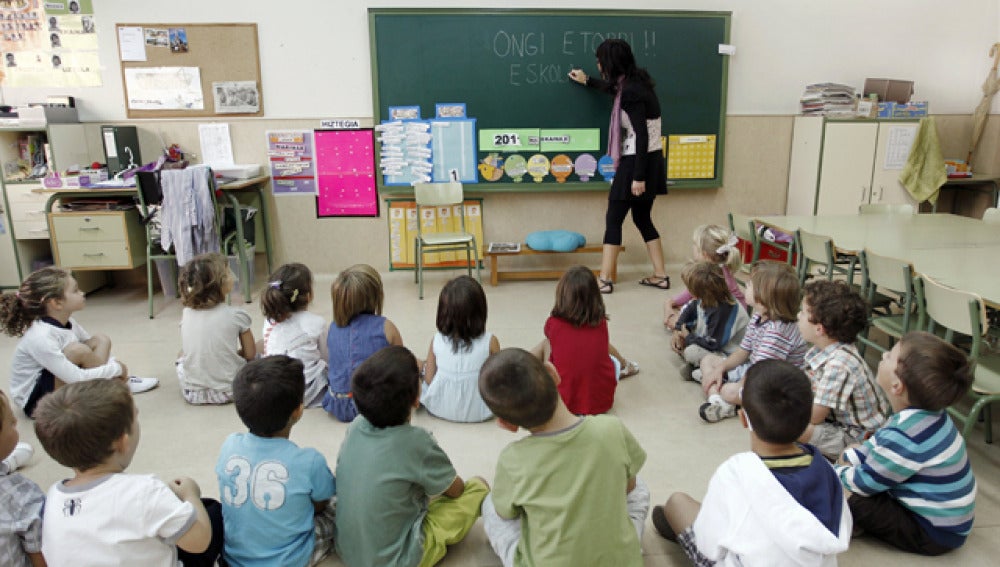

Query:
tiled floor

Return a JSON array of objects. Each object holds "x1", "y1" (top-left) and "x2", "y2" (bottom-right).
[{"x1": 2, "y1": 266, "x2": 998, "y2": 566}]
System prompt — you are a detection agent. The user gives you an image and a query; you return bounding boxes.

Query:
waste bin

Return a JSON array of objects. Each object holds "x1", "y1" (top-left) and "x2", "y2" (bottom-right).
[{"x1": 228, "y1": 244, "x2": 255, "y2": 295}]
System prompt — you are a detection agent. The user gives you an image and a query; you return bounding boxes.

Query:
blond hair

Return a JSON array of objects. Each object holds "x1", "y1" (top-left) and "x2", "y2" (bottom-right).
[
  {"x1": 750, "y1": 261, "x2": 800, "y2": 322},
  {"x1": 693, "y1": 224, "x2": 742, "y2": 273},
  {"x1": 332, "y1": 264, "x2": 384, "y2": 327}
]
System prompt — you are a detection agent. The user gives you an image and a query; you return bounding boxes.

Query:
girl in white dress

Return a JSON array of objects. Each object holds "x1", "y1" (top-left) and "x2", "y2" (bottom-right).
[
  {"x1": 421, "y1": 275, "x2": 500, "y2": 422},
  {"x1": 259, "y1": 263, "x2": 327, "y2": 407}
]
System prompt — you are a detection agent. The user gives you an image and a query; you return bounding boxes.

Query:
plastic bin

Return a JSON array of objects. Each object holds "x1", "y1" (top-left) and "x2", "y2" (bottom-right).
[
  {"x1": 154, "y1": 259, "x2": 177, "y2": 298},
  {"x1": 228, "y1": 244, "x2": 255, "y2": 295}
]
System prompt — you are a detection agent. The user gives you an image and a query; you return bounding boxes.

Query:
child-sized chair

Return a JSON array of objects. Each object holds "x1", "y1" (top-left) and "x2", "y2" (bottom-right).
[
  {"x1": 413, "y1": 182, "x2": 481, "y2": 299},
  {"x1": 918, "y1": 274, "x2": 1000, "y2": 443},
  {"x1": 856, "y1": 249, "x2": 918, "y2": 357}
]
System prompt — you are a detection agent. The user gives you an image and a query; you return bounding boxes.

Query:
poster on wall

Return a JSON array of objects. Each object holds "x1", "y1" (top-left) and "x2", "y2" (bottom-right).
[
  {"x1": 124, "y1": 66, "x2": 204, "y2": 110},
  {"x1": 266, "y1": 130, "x2": 316, "y2": 196},
  {"x1": 1, "y1": 0, "x2": 101, "y2": 87},
  {"x1": 314, "y1": 129, "x2": 379, "y2": 218}
]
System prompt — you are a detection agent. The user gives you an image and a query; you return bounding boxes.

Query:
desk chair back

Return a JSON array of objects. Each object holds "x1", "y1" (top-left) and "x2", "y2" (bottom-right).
[
  {"x1": 413, "y1": 182, "x2": 480, "y2": 299},
  {"x1": 983, "y1": 207, "x2": 1000, "y2": 224},
  {"x1": 917, "y1": 274, "x2": 1000, "y2": 442},
  {"x1": 858, "y1": 203, "x2": 915, "y2": 215},
  {"x1": 795, "y1": 228, "x2": 858, "y2": 288},
  {"x1": 135, "y1": 166, "x2": 220, "y2": 318},
  {"x1": 857, "y1": 249, "x2": 917, "y2": 356},
  {"x1": 727, "y1": 212, "x2": 756, "y2": 281}
]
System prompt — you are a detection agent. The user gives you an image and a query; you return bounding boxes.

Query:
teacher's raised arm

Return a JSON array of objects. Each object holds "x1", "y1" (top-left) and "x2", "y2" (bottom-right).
[{"x1": 567, "y1": 39, "x2": 669, "y2": 295}]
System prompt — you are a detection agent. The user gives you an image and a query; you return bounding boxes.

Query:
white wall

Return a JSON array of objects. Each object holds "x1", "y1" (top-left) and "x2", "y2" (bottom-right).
[{"x1": 2, "y1": 0, "x2": 997, "y2": 119}]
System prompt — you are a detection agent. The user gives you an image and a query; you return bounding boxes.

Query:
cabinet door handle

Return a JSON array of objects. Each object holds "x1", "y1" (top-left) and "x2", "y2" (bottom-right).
[
  {"x1": 78, "y1": 227, "x2": 101, "y2": 231},
  {"x1": 860, "y1": 185, "x2": 868, "y2": 202},
  {"x1": 83, "y1": 252, "x2": 105, "y2": 257},
  {"x1": 877, "y1": 186, "x2": 884, "y2": 201},
  {"x1": 28, "y1": 228, "x2": 49, "y2": 234}
]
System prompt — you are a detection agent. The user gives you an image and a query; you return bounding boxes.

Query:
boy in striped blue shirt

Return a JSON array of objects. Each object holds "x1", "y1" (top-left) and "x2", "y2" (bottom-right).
[{"x1": 836, "y1": 331, "x2": 976, "y2": 555}]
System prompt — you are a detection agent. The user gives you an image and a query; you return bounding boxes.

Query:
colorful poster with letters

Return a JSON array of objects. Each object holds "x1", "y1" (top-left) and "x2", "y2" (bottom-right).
[{"x1": 266, "y1": 130, "x2": 316, "y2": 196}]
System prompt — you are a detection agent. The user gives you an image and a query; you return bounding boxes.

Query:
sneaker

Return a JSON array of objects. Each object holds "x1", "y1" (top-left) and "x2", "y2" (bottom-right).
[
  {"x1": 690, "y1": 368, "x2": 703, "y2": 383},
  {"x1": 651, "y1": 505, "x2": 677, "y2": 542},
  {"x1": 128, "y1": 376, "x2": 159, "y2": 394},
  {"x1": 699, "y1": 401, "x2": 736, "y2": 423},
  {"x1": 2, "y1": 442, "x2": 33, "y2": 473}
]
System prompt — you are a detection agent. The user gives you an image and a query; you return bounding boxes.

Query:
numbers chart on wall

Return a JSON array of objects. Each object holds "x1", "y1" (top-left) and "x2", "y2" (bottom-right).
[{"x1": 314, "y1": 129, "x2": 379, "y2": 218}]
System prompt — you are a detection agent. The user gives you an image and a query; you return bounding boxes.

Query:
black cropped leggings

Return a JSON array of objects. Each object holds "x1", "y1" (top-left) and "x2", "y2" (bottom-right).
[{"x1": 603, "y1": 198, "x2": 660, "y2": 246}]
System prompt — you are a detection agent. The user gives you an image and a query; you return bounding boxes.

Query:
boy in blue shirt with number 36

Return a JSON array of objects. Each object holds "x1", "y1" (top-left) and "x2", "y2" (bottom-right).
[{"x1": 216, "y1": 355, "x2": 337, "y2": 566}]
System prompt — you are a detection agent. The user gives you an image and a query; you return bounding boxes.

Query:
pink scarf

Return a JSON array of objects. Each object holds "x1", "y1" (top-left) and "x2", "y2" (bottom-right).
[{"x1": 608, "y1": 76, "x2": 625, "y2": 168}]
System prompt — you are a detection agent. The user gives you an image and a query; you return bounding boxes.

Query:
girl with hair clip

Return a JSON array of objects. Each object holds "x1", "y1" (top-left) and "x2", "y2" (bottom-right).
[
  {"x1": 259, "y1": 262, "x2": 327, "y2": 408},
  {"x1": 0, "y1": 267, "x2": 156, "y2": 418},
  {"x1": 176, "y1": 252, "x2": 255, "y2": 405},
  {"x1": 698, "y1": 262, "x2": 807, "y2": 423},
  {"x1": 568, "y1": 39, "x2": 669, "y2": 294},
  {"x1": 324, "y1": 264, "x2": 403, "y2": 422},
  {"x1": 665, "y1": 224, "x2": 746, "y2": 327},
  {"x1": 420, "y1": 275, "x2": 500, "y2": 422},
  {"x1": 531, "y1": 266, "x2": 639, "y2": 415}
]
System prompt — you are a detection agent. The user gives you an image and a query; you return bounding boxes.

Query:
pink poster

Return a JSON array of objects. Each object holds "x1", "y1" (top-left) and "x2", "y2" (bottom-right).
[{"x1": 314, "y1": 129, "x2": 378, "y2": 217}]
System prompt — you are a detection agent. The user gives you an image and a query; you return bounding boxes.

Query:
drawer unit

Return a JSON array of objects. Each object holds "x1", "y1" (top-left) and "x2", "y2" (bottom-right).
[
  {"x1": 48, "y1": 210, "x2": 146, "y2": 270},
  {"x1": 6, "y1": 184, "x2": 50, "y2": 239}
]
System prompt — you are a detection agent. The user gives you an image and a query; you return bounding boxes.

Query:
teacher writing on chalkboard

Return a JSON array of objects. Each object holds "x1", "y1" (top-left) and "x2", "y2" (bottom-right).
[{"x1": 568, "y1": 39, "x2": 668, "y2": 294}]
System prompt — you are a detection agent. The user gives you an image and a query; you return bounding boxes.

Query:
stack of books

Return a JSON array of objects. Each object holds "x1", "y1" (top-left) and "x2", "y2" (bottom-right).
[{"x1": 800, "y1": 83, "x2": 856, "y2": 116}]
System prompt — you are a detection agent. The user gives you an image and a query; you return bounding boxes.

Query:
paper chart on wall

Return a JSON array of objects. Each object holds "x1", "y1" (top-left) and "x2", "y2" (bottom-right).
[
  {"x1": 266, "y1": 130, "x2": 316, "y2": 196},
  {"x1": 198, "y1": 123, "x2": 235, "y2": 168},
  {"x1": 883, "y1": 125, "x2": 917, "y2": 171},
  {"x1": 314, "y1": 129, "x2": 378, "y2": 217},
  {"x1": 124, "y1": 66, "x2": 204, "y2": 110}
]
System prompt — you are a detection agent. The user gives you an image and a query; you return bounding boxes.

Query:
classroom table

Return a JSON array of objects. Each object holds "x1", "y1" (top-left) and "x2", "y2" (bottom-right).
[
  {"x1": 755, "y1": 213, "x2": 1000, "y2": 308},
  {"x1": 36, "y1": 175, "x2": 274, "y2": 302}
]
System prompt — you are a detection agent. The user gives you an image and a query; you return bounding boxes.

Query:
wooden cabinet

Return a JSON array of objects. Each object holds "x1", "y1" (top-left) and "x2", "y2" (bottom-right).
[
  {"x1": 0, "y1": 123, "x2": 100, "y2": 284},
  {"x1": 786, "y1": 117, "x2": 920, "y2": 215},
  {"x1": 48, "y1": 210, "x2": 145, "y2": 270}
]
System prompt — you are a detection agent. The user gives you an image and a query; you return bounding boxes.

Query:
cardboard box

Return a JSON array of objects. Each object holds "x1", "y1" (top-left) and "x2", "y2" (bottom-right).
[
  {"x1": 864, "y1": 78, "x2": 914, "y2": 104},
  {"x1": 891, "y1": 101, "x2": 928, "y2": 118}
]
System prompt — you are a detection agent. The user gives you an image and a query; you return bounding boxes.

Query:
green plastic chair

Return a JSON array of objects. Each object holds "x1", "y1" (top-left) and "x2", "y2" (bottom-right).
[{"x1": 856, "y1": 249, "x2": 918, "y2": 357}]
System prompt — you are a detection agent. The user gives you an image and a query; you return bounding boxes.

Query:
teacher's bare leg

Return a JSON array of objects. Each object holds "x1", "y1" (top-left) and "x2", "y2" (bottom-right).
[
  {"x1": 601, "y1": 245, "x2": 621, "y2": 283},
  {"x1": 645, "y1": 238, "x2": 667, "y2": 279}
]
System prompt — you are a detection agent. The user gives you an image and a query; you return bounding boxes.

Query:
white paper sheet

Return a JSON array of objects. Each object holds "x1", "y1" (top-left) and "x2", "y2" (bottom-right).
[
  {"x1": 124, "y1": 67, "x2": 204, "y2": 110},
  {"x1": 118, "y1": 26, "x2": 147, "y2": 61},
  {"x1": 883, "y1": 125, "x2": 918, "y2": 170},
  {"x1": 198, "y1": 123, "x2": 235, "y2": 167}
]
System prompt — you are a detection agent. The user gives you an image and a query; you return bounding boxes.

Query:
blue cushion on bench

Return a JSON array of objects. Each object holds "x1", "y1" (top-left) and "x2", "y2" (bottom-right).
[{"x1": 526, "y1": 230, "x2": 586, "y2": 252}]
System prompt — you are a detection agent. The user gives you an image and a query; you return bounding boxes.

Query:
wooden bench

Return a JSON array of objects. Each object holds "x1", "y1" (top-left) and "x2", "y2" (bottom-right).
[{"x1": 483, "y1": 244, "x2": 619, "y2": 286}]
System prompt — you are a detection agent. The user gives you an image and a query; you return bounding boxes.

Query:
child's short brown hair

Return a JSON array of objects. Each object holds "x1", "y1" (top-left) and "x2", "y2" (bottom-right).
[
  {"x1": 802, "y1": 280, "x2": 870, "y2": 344},
  {"x1": 741, "y1": 359, "x2": 813, "y2": 444},
  {"x1": 33, "y1": 380, "x2": 135, "y2": 471},
  {"x1": 479, "y1": 348, "x2": 559, "y2": 429},
  {"x1": 681, "y1": 261, "x2": 733, "y2": 309},
  {"x1": 751, "y1": 261, "x2": 800, "y2": 322},
  {"x1": 332, "y1": 264, "x2": 384, "y2": 328},
  {"x1": 896, "y1": 331, "x2": 973, "y2": 411},
  {"x1": 179, "y1": 252, "x2": 229, "y2": 309}
]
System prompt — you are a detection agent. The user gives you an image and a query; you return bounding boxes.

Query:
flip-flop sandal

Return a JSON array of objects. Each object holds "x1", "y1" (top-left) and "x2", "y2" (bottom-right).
[
  {"x1": 598, "y1": 278, "x2": 614, "y2": 294},
  {"x1": 620, "y1": 360, "x2": 640, "y2": 378},
  {"x1": 639, "y1": 276, "x2": 671, "y2": 290}
]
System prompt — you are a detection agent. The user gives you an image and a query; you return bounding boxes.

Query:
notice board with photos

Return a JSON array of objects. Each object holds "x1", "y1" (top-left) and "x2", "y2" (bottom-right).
[{"x1": 115, "y1": 23, "x2": 263, "y2": 118}]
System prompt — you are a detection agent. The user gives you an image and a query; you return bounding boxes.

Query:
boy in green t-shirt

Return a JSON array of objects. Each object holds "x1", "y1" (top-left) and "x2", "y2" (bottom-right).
[
  {"x1": 334, "y1": 346, "x2": 488, "y2": 567},
  {"x1": 479, "y1": 348, "x2": 649, "y2": 567}
]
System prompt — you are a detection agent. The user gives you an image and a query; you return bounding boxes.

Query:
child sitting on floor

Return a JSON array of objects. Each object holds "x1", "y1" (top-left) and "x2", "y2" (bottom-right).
[
  {"x1": 653, "y1": 359, "x2": 851, "y2": 565},
  {"x1": 796, "y1": 280, "x2": 890, "y2": 460},
  {"x1": 479, "y1": 348, "x2": 649, "y2": 567},
  {"x1": 177, "y1": 253, "x2": 255, "y2": 405},
  {"x1": 0, "y1": 390, "x2": 44, "y2": 567},
  {"x1": 420, "y1": 275, "x2": 500, "y2": 422},
  {"x1": 665, "y1": 223, "x2": 746, "y2": 327},
  {"x1": 34, "y1": 380, "x2": 221, "y2": 566},
  {"x1": 698, "y1": 261, "x2": 807, "y2": 423},
  {"x1": 335, "y1": 346, "x2": 488, "y2": 567},
  {"x1": 259, "y1": 262, "x2": 328, "y2": 408},
  {"x1": 671, "y1": 261, "x2": 750, "y2": 379},
  {"x1": 837, "y1": 331, "x2": 976, "y2": 555},
  {"x1": 531, "y1": 266, "x2": 639, "y2": 416},
  {"x1": 217, "y1": 355, "x2": 336, "y2": 566},
  {"x1": 1, "y1": 267, "x2": 156, "y2": 418},
  {"x1": 324, "y1": 264, "x2": 403, "y2": 423}
]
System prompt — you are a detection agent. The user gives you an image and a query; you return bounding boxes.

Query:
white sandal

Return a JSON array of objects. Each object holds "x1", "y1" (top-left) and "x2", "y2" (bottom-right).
[{"x1": 620, "y1": 360, "x2": 640, "y2": 378}]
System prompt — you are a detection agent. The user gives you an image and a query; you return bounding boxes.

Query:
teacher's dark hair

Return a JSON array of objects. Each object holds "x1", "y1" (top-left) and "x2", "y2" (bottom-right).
[{"x1": 595, "y1": 39, "x2": 654, "y2": 90}]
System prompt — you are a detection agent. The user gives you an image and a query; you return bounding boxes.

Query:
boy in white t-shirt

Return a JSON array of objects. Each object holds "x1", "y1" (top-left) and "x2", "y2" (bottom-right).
[{"x1": 34, "y1": 379, "x2": 221, "y2": 566}]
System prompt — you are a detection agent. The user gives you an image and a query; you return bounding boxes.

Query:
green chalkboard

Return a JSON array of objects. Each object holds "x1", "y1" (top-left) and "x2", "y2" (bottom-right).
[{"x1": 369, "y1": 9, "x2": 730, "y2": 192}]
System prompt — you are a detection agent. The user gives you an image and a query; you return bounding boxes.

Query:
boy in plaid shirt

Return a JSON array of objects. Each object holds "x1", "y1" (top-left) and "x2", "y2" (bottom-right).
[{"x1": 796, "y1": 280, "x2": 890, "y2": 460}]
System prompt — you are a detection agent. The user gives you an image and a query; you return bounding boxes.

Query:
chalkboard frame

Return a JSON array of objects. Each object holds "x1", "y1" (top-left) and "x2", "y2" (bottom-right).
[{"x1": 369, "y1": 8, "x2": 731, "y2": 194}]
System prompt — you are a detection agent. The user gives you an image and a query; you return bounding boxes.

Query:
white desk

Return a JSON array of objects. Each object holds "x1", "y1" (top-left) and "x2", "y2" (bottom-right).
[{"x1": 755, "y1": 214, "x2": 1000, "y2": 308}]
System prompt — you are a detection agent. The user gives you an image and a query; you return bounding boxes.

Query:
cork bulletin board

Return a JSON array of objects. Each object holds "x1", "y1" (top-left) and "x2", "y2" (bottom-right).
[{"x1": 115, "y1": 23, "x2": 263, "y2": 118}]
